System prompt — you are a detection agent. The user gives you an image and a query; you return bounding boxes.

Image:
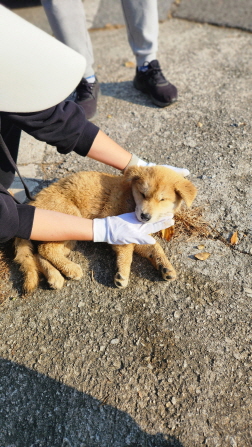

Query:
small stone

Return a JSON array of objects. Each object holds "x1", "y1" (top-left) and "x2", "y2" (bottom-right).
[
  {"x1": 124, "y1": 61, "x2": 135, "y2": 68},
  {"x1": 113, "y1": 360, "x2": 122, "y2": 369},
  {"x1": 78, "y1": 301, "x2": 85, "y2": 308},
  {"x1": 110, "y1": 338, "x2": 119, "y2": 345},
  {"x1": 171, "y1": 396, "x2": 177, "y2": 405},
  {"x1": 229, "y1": 437, "x2": 237, "y2": 447},
  {"x1": 174, "y1": 311, "x2": 181, "y2": 319},
  {"x1": 244, "y1": 287, "x2": 252, "y2": 296}
]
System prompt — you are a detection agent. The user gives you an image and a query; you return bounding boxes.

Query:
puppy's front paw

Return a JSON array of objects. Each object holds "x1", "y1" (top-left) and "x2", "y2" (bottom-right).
[
  {"x1": 64, "y1": 264, "x2": 83, "y2": 280},
  {"x1": 159, "y1": 264, "x2": 177, "y2": 281},
  {"x1": 48, "y1": 270, "x2": 65, "y2": 290},
  {"x1": 114, "y1": 272, "x2": 129, "y2": 289}
]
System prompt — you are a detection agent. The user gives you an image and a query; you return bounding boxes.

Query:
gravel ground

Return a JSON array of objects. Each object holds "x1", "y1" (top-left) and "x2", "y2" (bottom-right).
[{"x1": 1, "y1": 18, "x2": 252, "y2": 447}]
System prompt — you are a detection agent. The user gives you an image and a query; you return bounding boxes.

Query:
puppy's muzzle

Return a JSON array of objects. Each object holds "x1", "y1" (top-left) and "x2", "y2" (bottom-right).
[{"x1": 140, "y1": 212, "x2": 151, "y2": 222}]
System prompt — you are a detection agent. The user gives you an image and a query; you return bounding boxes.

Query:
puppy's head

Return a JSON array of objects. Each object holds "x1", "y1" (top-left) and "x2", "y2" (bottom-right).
[{"x1": 124, "y1": 165, "x2": 197, "y2": 223}]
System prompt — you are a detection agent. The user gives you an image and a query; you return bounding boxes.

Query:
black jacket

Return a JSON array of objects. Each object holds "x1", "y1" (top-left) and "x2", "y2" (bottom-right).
[{"x1": 0, "y1": 100, "x2": 99, "y2": 243}]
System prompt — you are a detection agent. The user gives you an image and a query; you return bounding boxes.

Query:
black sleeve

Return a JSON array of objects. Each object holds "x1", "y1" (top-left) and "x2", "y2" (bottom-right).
[
  {"x1": 0, "y1": 187, "x2": 35, "y2": 243},
  {"x1": 3, "y1": 101, "x2": 99, "y2": 157}
]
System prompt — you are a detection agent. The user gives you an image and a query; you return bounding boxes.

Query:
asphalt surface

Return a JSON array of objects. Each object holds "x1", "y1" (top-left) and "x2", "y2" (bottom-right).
[{"x1": 1, "y1": 2, "x2": 252, "y2": 447}]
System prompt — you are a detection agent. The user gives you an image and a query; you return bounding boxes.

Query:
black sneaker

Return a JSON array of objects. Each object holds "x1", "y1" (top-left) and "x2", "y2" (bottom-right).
[
  {"x1": 133, "y1": 60, "x2": 177, "y2": 107},
  {"x1": 75, "y1": 77, "x2": 100, "y2": 119}
]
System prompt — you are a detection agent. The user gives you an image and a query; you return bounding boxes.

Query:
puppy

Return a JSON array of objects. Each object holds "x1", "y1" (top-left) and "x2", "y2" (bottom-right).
[{"x1": 14, "y1": 166, "x2": 197, "y2": 292}]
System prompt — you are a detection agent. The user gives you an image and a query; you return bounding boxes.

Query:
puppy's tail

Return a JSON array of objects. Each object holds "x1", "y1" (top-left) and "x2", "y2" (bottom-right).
[{"x1": 14, "y1": 238, "x2": 40, "y2": 293}]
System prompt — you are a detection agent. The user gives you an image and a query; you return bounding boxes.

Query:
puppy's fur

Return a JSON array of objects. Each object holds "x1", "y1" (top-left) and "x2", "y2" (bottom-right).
[{"x1": 14, "y1": 166, "x2": 197, "y2": 292}]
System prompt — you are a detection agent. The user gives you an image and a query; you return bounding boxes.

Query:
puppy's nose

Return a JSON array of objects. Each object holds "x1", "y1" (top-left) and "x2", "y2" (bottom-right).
[{"x1": 141, "y1": 212, "x2": 151, "y2": 222}]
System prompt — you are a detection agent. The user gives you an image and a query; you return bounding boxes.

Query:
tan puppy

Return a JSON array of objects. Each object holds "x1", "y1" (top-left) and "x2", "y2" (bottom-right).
[{"x1": 14, "y1": 166, "x2": 197, "y2": 292}]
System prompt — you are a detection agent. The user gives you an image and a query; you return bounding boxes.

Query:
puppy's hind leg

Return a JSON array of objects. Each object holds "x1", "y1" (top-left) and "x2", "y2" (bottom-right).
[
  {"x1": 37, "y1": 254, "x2": 65, "y2": 290},
  {"x1": 14, "y1": 238, "x2": 40, "y2": 293},
  {"x1": 38, "y1": 241, "x2": 83, "y2": 284},
  {"x1": 112, "y1": 244, "x2": 134, "y2": 288}
]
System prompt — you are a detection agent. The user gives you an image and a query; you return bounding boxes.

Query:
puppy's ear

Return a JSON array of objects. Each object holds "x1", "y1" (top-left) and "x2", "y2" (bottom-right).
[
  {"x1": 123, "y1": 165, "x2": 141, "y2": 182},
  {"x1": 175, "y1": 178, "x2": 197, "y2": 207}
]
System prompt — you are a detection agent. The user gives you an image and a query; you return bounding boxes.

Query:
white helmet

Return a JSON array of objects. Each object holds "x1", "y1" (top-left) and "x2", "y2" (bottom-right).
[{"x1": 0, "y1": 5, "x2": 86, "y2": 113}]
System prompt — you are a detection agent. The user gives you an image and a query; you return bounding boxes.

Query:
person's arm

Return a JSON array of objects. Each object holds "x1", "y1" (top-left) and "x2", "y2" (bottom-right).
[
  {"x1": 30, "y1": 208, "x2": 93, "y2": 241},
  {"x1": 0, "y1": 188, "x2": 35, "y2": 243},
  {"x1": 0, "y1": 187, "x2": 174, "y2": 245},
  {"x1": 87, "y1": 131, "x2": 190, "y2": 175},
  {"x1": 4, "y1": 101, "x2": 100, "y2": 157},
  {"x1": 87, "y1": 130, "x2": 131, "y2": 170},
  {"x1": 5, "y1": 103, "x2": 188, "y2": 175},
  {"x1": 30, "y1": 209, "x2": 174, "y2": 245},
  {"x1": 0, "y1": 186, "x2": 93, "y2": 243}
]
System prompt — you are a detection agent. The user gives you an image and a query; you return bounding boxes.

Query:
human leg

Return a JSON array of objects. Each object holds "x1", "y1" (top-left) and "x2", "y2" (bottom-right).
[
  {"x1": 121, "y1": 0, "x2": 177, "y2": 107},
  {"x1": 41, "y1": 0, "x2": 99, "y2": 118},
  {"x1": 41, "y1": 0, "x2": 94, "y2": 77},
  {"x1": 121, "y1": 0, "x2": 158, "y2": 67}
]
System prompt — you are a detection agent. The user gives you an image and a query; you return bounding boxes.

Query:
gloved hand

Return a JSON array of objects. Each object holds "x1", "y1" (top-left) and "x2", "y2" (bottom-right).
[
  {"x1": 93, "y1": 212, "x2": 174, "y2": 245},
  {"x1": 124, "y1": 153, "x2": 190, "y2": 177},
  {"x1": 138, "y1": 159, "x2": 190, "y2": 177}
]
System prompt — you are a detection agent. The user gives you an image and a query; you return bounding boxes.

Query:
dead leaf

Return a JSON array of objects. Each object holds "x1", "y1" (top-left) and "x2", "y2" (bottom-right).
[
  {"x1": 160, "y1": 226, "x2": 175, "y2": 241},
  {"x1": 230, "y1": 231, "x2": 239, "y2": 245},
  {"x1": 107, "y1": 114, "x2": 112, "y2": 119},
  {"x1": 194, "y1": 252, "x2": 211, "y2": 261},
  {"x1": 124, "y1": 61, "x2": 135, "y2": 68},
  {"x1": 197, "y1": 244, "x2": 205, "y2": 250},
  {"x1": 197, "y1": 122, "x2": 203, "y2": 128}
]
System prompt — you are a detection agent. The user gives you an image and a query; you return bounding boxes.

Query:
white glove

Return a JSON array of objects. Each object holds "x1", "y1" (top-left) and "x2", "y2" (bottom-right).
[
  {"x1": 93, "y1": 212, "x2": 174, "y2": 245},
  {"x1": 137, "y1": 158, "x2": 190, "y2": 177}
]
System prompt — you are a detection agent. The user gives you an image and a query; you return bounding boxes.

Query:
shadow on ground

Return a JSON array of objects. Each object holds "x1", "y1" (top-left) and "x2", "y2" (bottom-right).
[
  {"x1": 100, "y1": 82, "x2": 158, "y2": 109},
  {"x1": 0, "y1": 358, "x2": 184, "y2": 447}
]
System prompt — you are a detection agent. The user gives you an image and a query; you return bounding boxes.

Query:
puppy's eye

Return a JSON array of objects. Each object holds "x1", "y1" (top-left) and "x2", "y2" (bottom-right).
[
  {"x1": 160, "y1": 198, "x2": 165, "y2": 202},
  {"x1": 141, "y1": 192, "x2": 146, "y2": 199}
]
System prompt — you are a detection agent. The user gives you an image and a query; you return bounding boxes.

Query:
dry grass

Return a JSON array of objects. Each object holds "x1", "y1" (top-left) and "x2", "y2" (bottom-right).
[
  {"x1": 158, "y1": 206, "x2": 211, "y2": 242},
  {"x1": 174, "y1": 206, "x2": 211, "y2": 240},
  {"x1": 158, "y1": 206, "x2": 251, "y2": 257}
]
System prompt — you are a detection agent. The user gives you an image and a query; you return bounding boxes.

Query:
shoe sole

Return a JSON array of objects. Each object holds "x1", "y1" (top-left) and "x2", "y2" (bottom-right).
[
  {"x1": 149, "y1": 95, "x2": 177, "y2": 108},
  {"x1": 133, "y1": 80, "x2": 177, "y2": 107}
]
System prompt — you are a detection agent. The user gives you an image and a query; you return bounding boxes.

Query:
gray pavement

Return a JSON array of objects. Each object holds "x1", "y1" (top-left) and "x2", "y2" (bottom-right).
[
  {"x1": 1, "y1": 2, "x2": 252, "y2": 447},
  {"x1": 172, "y1": 0, "x2": 252, "y2": 33}
]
